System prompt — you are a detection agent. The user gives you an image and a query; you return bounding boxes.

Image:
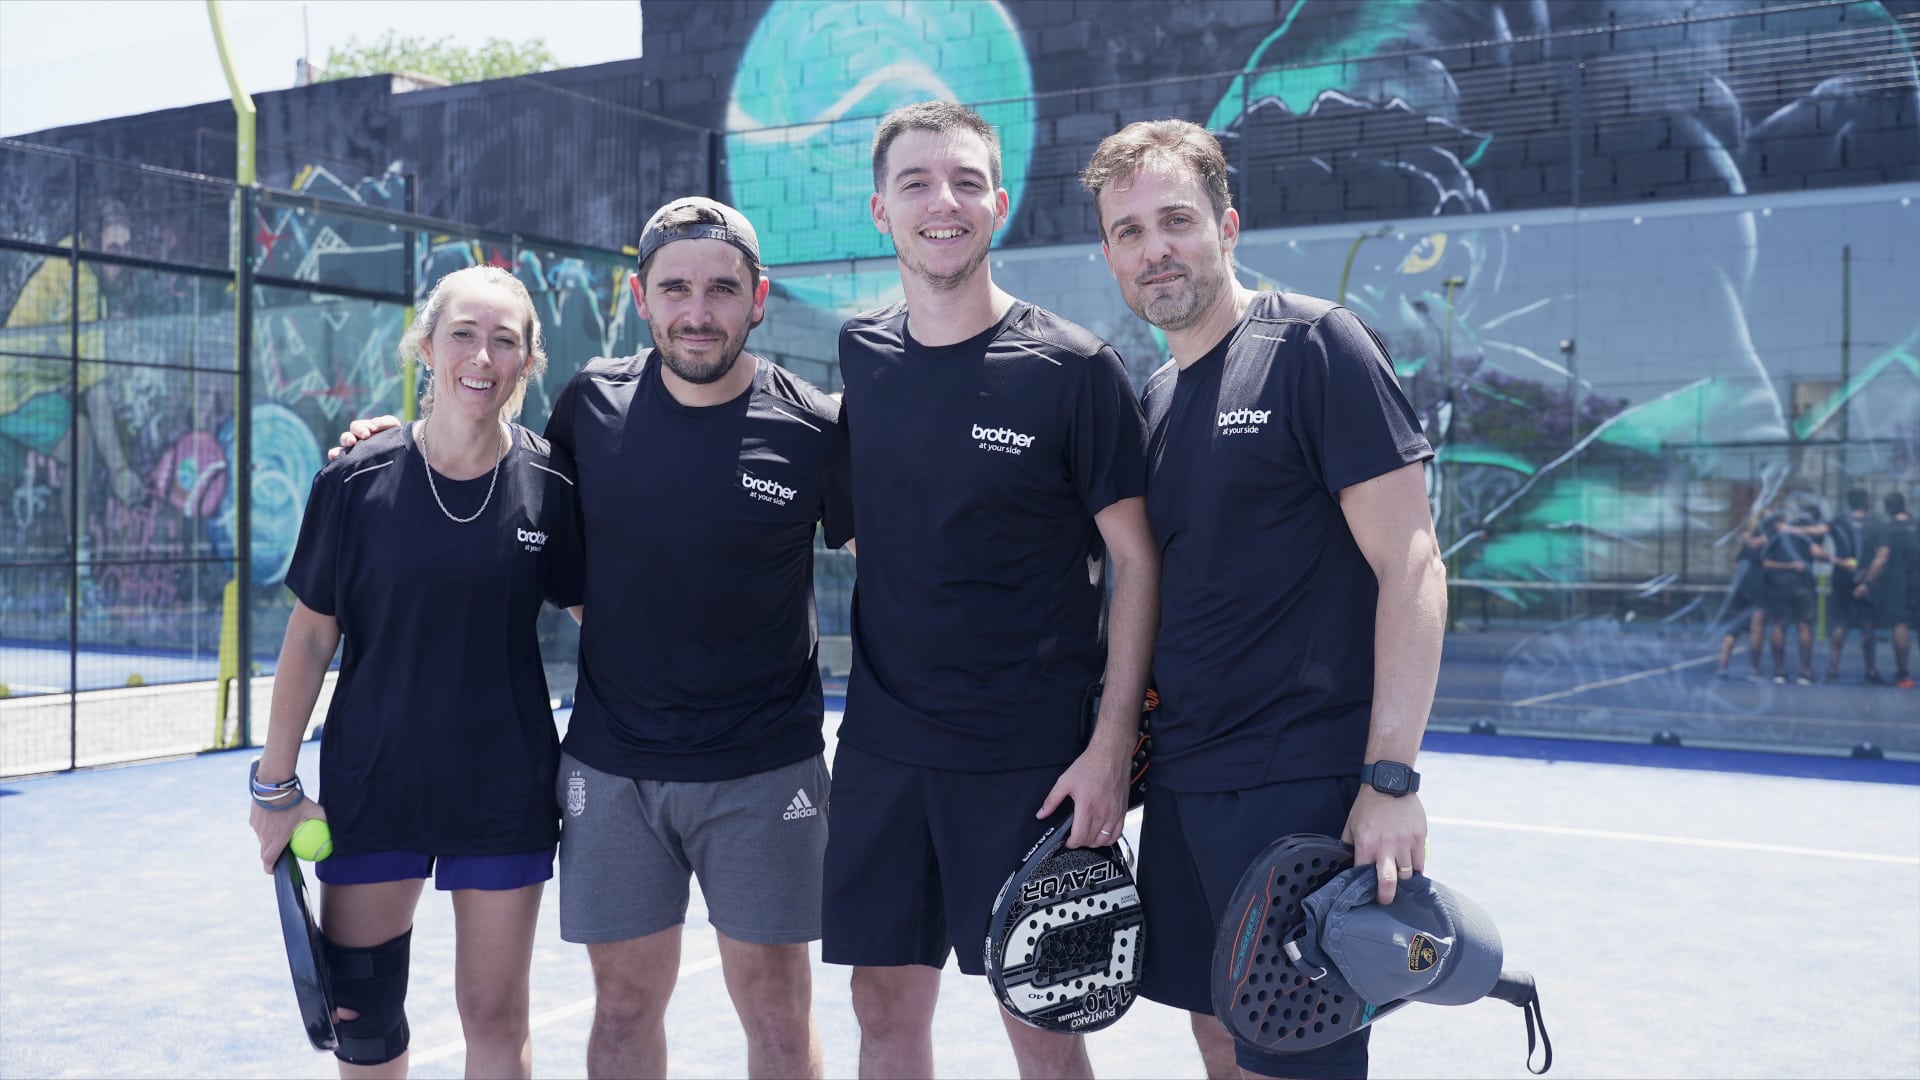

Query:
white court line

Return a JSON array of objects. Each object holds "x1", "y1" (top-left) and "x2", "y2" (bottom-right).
[
  {"x1": 1432, "y1": 816, "x2": 1920, "y2": 865},
  {"x1": 410, "y1": 953, "x2": 724, "y2": 1066},
  {"x1": 1509, "y1": 651, "x2": 1719, "y2": 706}
]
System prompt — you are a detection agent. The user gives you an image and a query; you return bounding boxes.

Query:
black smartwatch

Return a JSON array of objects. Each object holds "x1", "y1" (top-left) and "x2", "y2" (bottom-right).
[{"x1": 1359, "y1": 760, "x2": 1420, "y2": 796}]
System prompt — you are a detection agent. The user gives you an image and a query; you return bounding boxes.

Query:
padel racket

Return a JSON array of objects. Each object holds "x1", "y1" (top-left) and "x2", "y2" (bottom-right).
[
  {"x1": 1081, "y1": 683, "x2": 1157, "y2": 809},
  {"x1": 985, "y1": 813, "x2": 1144, "y2": 1033},
  {"x1": 1212, "y1": 834, "x2": 1374, "y2": 1052},
  {"x1": 273, "y1": 849, "x2": 337, "y2": 1052},
  {"x1": 1210, "y1": 834, "x2": 1552, "y2": 1073}
]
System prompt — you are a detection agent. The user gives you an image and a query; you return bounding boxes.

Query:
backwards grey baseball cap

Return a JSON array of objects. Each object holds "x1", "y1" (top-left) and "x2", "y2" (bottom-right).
[
  {"x1": 636, "y1": 196, "x2": 761, "y2": 270},
  {"x1": 1285, "y1": 865, "x2": 1505, "y2": 1007}
]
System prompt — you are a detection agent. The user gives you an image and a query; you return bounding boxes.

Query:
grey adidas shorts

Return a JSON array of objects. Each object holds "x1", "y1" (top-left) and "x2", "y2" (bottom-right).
[{"x1": 556, "y1": 752, "x2": 828, "y2": 946}]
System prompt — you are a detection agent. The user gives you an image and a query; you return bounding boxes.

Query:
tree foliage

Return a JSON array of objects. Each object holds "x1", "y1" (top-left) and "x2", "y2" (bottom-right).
[{"x1": 319, "y1": 33, "x2": 560, "y2": 84}]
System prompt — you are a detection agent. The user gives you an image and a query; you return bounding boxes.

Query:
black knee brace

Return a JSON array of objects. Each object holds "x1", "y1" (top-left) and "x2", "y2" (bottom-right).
[{"x1": 321, "y1": 928, "x2": 412, "y2": 1066}]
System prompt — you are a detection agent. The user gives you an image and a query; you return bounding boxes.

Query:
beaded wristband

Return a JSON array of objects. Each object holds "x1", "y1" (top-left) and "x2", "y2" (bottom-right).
[{"x1": 249, "y1": 757, "x2": 305, "y2": 811}]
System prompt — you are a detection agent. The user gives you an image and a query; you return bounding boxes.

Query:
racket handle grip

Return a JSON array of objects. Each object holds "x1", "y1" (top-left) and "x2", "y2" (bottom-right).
[
  {"x1": 1488, "y1": 971, "x2": 1553, "y2": 1074},
  {"x1": 1487, "y1": 971, "x2": 1537, "y2": 1006}
]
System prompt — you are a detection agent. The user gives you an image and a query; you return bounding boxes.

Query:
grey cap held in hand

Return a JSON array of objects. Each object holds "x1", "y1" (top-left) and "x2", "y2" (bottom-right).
[{"x1": 1287, "y1": 865, "x2": 1505, "y2": 1007}]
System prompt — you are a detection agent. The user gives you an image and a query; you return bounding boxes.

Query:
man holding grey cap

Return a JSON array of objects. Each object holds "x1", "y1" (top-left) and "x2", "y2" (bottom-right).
[
  {"x1": 1081, "y1": 119, "x2": 1446, "y2": 1079},
  {"x1": 1214, "y1": 833, "x2": 1550, "y2": 1074}
]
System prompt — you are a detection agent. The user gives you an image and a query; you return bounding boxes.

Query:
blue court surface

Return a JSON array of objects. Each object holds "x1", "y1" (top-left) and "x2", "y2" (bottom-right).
[{"x1": 1, "y1": 714, "x2": 1915, "y2": 1079}]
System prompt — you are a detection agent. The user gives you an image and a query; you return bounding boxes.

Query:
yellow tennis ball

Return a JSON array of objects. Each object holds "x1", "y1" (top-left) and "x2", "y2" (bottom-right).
[{"x1": 290, "y1": 818, "x2": 333, "y2": 862}]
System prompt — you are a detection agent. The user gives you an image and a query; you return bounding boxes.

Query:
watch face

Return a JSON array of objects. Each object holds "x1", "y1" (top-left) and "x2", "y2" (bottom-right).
[{"x1": 1371, "y1": 761, "x2": 1411, "y2": 794}]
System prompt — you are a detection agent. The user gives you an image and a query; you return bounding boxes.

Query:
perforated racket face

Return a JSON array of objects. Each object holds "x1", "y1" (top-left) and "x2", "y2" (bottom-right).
[
  {"x1": 986, "y1": 824, "x2": 1144, "y2": 1033},
  {"x1": 1211, "y1": 834, "x2": 1381, "y2": 1054}
]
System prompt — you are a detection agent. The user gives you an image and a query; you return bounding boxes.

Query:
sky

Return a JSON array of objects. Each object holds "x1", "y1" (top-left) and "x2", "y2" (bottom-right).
[{"x1": 0, "y1": 0, "x2": 644, "y2": 138}]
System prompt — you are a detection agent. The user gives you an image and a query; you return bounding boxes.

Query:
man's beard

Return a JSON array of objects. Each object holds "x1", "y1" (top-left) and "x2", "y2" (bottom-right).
[
  {"x1": 653, "y1": 321, "x2": 746, "y2": 384},
  {"x1": 1129, "y1": 256, "x2": 1227, "y2": 332}
]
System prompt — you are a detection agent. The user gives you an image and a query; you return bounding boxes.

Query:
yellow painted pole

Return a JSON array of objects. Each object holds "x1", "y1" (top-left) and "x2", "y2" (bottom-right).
[
  {"x1": 205, "y1": 0, "x2": 256, "y2": 186},
  {"x1": 207, "y1": 0, "x2": 256, "y2": 747}
]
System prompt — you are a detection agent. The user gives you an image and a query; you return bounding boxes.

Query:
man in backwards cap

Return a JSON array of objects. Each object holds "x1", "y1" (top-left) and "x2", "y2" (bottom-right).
[
  {"x1": 1082, "y1": 120, "x2": 1446, "y2": 1079},
  {"x1": 336, "y1": 198, "x2": 852, "y2": 1078}
]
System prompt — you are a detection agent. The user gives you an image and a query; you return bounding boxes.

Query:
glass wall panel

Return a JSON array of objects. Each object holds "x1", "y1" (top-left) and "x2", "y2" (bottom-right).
[
  {"x1": 0, "y1": 247, "x2": 76, "y2": 361},
  {"x1": 253, "y1": 195, "x2": 409, "y2": 298},
  {"x1": 76, "y1": 159, "x2": 233, "y2": 271},
  {"x1": 765, "y1": 185, "x2": 1920, "y2": 753},
  {"x1": 246, "y1": 286, "x2": 410, "y2": 657},
  {"x1": 74, "y1": 360, "x2": 234, "y2": 658},
  {"x1": 72, "y1": 264, "x2": 238, "y2": 371},
  {"x1": 0, "y1": 356, "x2": 79, "y2": 562},
  {"x1": 0, "y1": 143, "x2": 75, "y2": 247}
]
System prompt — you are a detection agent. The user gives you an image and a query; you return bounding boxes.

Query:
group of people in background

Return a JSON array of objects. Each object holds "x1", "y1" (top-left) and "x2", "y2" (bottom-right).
[
  {"x1": 249, "y1": 101, "x2": 1447, "y2": 1080},
  {"x1": 1718, "y1": 489, "x2": 1918, "y2": 689}
]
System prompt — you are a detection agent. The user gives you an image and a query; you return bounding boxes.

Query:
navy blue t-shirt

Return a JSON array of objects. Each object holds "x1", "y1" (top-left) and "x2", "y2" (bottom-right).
[
  {"x1": 835, "y1": 300, "x2": 1148, "y2": 771},
  {"x1": 1827, "y1": 513, "x2": 1866, "y2": 571},
  {"x1": 1142, "y1": 292, "x2": 1432, "y2": 792},
  {"x1": 286, "y1": 422, "x2": 579, "y2": 856},
  {"x1": 548, "y1": 351, "x2": 852, "y2": 781}
]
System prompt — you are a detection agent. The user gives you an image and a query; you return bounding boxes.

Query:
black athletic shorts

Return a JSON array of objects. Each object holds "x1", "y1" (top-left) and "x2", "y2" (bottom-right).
[
  {"x1": 1764, "y1": 571, "x2": 1813, "y2": 623},
  {"x1": 1137, "y1": 775, "x2": 1368, "y2": 1079},
  {"x1": 1869, "y1": 572, "x2": 1912, "y2": 626},
  {"x1": 1830, "y1": 570, "x2": 1872, "y2": 627},
  {"x1": 820, "y1": 743, "x2": 1069, "y2": 975}
]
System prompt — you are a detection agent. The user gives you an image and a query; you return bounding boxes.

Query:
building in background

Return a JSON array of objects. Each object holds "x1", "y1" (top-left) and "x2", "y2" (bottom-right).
[{"x1": 3, "y1": 0, "x2": 1916, "y2": 770}]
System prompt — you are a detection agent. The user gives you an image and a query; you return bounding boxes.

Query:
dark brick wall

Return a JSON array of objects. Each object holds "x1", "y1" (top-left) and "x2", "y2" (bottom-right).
[{"x1": 10, "y1": 0, "x2": 1916, "y2": 254}]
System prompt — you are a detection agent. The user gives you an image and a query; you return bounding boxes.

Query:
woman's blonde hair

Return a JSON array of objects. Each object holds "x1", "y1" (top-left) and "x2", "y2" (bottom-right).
[{"x1": 398, "y1": 265, "x2": 548, "y2": 420}]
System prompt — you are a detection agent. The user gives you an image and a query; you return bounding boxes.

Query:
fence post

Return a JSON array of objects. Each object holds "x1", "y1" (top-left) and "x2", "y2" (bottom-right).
[
  {"x1": 66, "y1": 159, "x2": 81, "y2": 771},
  {"x1": 235, "y1": 184, "x2": 255, "y2": 747}
]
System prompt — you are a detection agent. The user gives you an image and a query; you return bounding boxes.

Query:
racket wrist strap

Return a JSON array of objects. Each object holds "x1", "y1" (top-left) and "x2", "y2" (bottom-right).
[{"x1": 250, "y1": 757, "x2": 306, "y2": 811}]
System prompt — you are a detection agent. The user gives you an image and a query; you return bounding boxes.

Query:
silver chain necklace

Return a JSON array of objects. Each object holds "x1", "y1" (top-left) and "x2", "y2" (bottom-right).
[{"x1": 418, "y1": 421, "x2": 508, "y2": 524}]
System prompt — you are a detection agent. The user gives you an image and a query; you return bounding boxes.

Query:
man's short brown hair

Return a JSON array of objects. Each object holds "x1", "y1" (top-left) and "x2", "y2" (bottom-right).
[
  {"x1": 1080, "y1": 119, "x2": 1233, "y2": 235},
  {"x1": 871, "y1": 101, "x2": 1003, "y2": 193}
]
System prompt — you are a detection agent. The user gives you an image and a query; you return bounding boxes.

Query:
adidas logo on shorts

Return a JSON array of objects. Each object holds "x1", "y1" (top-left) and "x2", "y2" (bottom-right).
[{"x1": 782, "y1": 788, "x2": 819, "y2": 820}]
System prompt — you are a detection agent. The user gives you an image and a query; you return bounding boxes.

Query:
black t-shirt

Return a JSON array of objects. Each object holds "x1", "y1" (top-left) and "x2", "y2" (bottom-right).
[
  {"x1": 286, "y1": 423, "x2": 579, "y2": 857},
  {"x1": 1141, "y1": 292, "x2": 1432, "y2": 792},
  {"x1": 547, "y1": 351, "x2": 852, "y2": 781},
  {"x1": 1876, "y1": 514, "x2": 1918, "y2": 590},
  {"x1": 1828, "y1": 513, "x2": 1868, "y2": 576},
  {"x1": 835, "y1": 300, "x2": 1148, "y2": 771},
  {"x1": 1764, "y1": 528, "x2": 1814, "y2": 580}
]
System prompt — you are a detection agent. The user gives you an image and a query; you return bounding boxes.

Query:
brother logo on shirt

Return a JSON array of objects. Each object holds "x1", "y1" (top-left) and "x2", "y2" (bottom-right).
[
  {"x1": 741, "y1": 471, "x2": 797, "y2": 506},
  {"x1": 517, "y1": 527, "x2": 548, "y2": 552},
  {"x1": 1217, "y1": 408, "x2": 1271, "y2": 436},
  {"x1": 972, "y1": 423, "x2": 1034, "y2": 455}
]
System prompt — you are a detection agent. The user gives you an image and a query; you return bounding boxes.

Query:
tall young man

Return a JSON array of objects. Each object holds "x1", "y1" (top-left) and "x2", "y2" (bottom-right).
[
  {"x1": 1081, "y1": 120, "x2": 1446, "y2": 1080},
  {"x1": 333, "y1": 198, "x2": 851, "y2": 1079},
  {"x1": 824, "y1": 102, "x2": 1160, "y2": 1079},
  {"x1": 1859, "y1": 492, "x2": 1916, "y2": 687},
  {"x1": 1827, "y1": 488, "x2": 1882, "y2": 683}
]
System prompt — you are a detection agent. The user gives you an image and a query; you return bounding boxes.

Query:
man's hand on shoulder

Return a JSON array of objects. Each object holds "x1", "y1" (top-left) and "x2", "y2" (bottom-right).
[{"x1": 324, "y1": 415, "x2": 404, "y2": 461}]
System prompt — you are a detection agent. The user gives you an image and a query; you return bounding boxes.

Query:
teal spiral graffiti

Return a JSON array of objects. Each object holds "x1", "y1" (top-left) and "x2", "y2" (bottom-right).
[
  {"x1": 212, "y1": 403, "x2": 322, "y2": 587},
  {"x1": 726, "y1": 0, "x2": 1035, "y2": 267}
]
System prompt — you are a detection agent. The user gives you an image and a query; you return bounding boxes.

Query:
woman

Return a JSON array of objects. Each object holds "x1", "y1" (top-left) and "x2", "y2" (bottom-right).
[{"x1": 249, "y1": 265, "x2": 578, "y2": 1078}]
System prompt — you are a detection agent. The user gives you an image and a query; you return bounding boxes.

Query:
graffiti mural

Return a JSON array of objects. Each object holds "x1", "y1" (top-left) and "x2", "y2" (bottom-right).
[
  {"x1": 0, "y1": 147, "x2": 646, "y2": 678},
  {"x1": 5, "y1": 0, "x2": 1917, "y2": 753},
  {"x1": 725, "y1": 0, "x2": 1036, "y2": 268},
  {"x1": 705, "y1": 0, "x2": 1920, "y2": 751}
]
